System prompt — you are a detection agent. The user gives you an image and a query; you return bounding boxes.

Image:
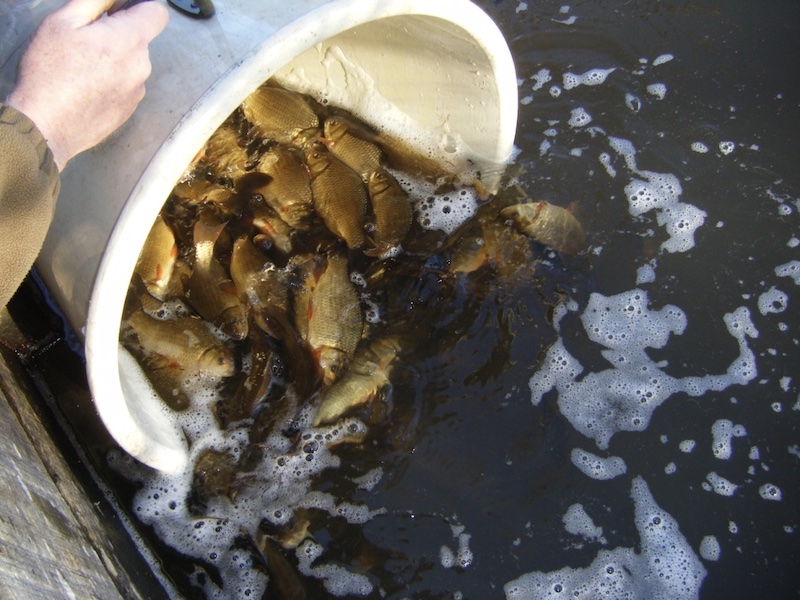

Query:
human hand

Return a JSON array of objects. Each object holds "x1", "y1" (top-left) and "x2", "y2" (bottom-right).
[{"x1": 6, "y1": 0, "x2": 169, "y2": 172}]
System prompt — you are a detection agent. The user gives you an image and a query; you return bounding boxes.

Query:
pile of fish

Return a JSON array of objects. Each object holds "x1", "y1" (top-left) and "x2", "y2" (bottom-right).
[{"x1": 122, "y1": 80, "x2": 585, "y2": 514}]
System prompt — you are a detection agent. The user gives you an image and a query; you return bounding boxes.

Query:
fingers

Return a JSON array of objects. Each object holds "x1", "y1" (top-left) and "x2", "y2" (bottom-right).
[
  {"x1": 54, "y1": 0, "x2": 116, "y2": 28},
  {"x1": 113, "y1": 1, "x2": 170, "y2": 43}
]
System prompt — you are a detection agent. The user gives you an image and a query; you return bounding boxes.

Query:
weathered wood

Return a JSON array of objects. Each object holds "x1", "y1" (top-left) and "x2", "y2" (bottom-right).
[{"x1": 0, "y1": 305, "x2": 170, "y2": 600}]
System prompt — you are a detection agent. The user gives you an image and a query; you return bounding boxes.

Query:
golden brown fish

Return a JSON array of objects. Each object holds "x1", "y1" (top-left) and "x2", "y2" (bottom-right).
[
  {"x1": 253, "y1": 146, "x2": 314, "y2": 230},
  {"x1": 313, "y1": 335, "x2": 402, "y2": 426},
  {"x1": 230, "y1": 235, "x2": 290, "y2": 335},
  {"x1": 135, "y1": 215, "x2": 178, "y2": 301},
  {"x1": 187, "y1": 210, "x2": 249, "y2": 339},
  {"x1": 366, "y1": 168, "x2": 413, "y2": 253},
  {"x1": 295, "y1": 252, "x2": 363, "y2": 386},
  {"x1": 202, "y1": 123, "x2": 249, "y2": 182},
  {"x1": 500, "y1": 201, "x2": 586, "y2": 256},
  {"x1": 252, "y1": 206, "x2": 294, "y2": 255},
  {"x1": 304, "y1": 143, "x2": 368, "y2": 250},
  {"x1": 241, "y1": 84, "x2": 319, "y2": 146},
  {"x1": 124, "y1": 310, "x2": 236, "y2": 379},
  {"x1": 321, "y1": 116, "x2": 384, "y2": 181}
]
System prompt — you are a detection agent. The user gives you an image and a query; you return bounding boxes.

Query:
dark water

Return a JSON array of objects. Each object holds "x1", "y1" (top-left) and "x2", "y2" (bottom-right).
[{"x1": 12, "y1": 0, "x2": 800, "y2": 598}]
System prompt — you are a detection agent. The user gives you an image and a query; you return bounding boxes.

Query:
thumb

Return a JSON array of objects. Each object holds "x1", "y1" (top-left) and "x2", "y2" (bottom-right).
[
  {"x1": 109, "y1": 1, "x2": 170, "y2": 43},
  {"x1": 52, "y1": 0, "x2": 116, "y2": 28}
]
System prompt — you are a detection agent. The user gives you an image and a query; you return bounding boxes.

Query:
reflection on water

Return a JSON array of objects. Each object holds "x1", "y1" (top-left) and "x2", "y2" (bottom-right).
[{"x1": 16, "y1": 0, "x2": 800, "y2": 598}]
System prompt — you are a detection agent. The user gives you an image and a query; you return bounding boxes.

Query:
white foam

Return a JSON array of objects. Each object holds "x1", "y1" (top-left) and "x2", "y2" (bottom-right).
[
  {"x1": 711, "y1": 419, "x2": 746, "y2": 460},
  {"x1": 757, "y1": 287, "x2": 788, "y2": 314},
  {"x1": 297, "y1": 539, "x2": 373, "y2": 596},
  {"x1": 562, "y1": 68, "x2": 616, "y2": 90},
  {"x1": 699, "y1": 536, "x2": 721, "y2": 561},
  {"x1": 625, "y1": 93, "x2": 642, "y2": 112},
  {"x1": 528, "y1": 290, "x2": 757, "y2": 449},
  {"x1": 610, "y1": 136, "x2": 707, "y2": 253},
  {"x1": 652, "y1": 54, "x2": 674, "y2": 66},
  {"x1": 571, "y1": 448, "x2": 627, "y2": 480},
  {"x1": 646, "y1": 83, "x2": 667, "y2": 99},
  {"x1": 690, "y1": 142, "x2": 709, "y2": 153},
  {"x1": 704, "y1": 472, "x2": 738, "y2": 497},
  {"x1": 759, "y1": 483, "x2": 783, "y2": 501},
  {"x1": 504, "y1": 477, "x2": 706, "y2": 599},
  {"x1": 719, "y1": 141, "x2": 736, "y2": 155},
  {"x1": 568, "y1": 107, "x2": 593, "y2": 127},
  {"x1": 775, "y1": 260, "x2": 800, "y2": 285},
  {"x1": 531, "y1": 68, "x2": 552, "y2": 91},
  {"x1": 664, "y1": 462, "x2": 677, "y2": 474},
  {"x1": 563, "y1": 504, "x2": 606, "y2": 544},
  {"x1": 679, "y1": 440, "x2": 696, "y2": 453}
]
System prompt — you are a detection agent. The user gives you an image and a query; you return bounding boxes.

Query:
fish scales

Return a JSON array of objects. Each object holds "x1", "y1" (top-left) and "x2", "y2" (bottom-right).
[{"x1": 305, "y1": 143, "x2": 368, "y2": 250}]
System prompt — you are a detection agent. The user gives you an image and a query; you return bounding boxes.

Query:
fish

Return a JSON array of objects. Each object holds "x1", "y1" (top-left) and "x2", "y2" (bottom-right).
[
  {"x1": 135, "y1": 215, "x2": 178, "y2": 301},
  {"x1": 186, "y1": 209, "x2": 249, "y2": 339},
  {"x1": 251, "y1": 146, "x2": 314, "y2": 230},
  {"x1": 295, "y1": 252, "x2": 363, "y2": 386},
  {"x1": 230, "y1": 235, "x2": 290, "y2": 336},
  {"x1": 124, "y1": 309, "x2": 236, "y2": 379},
  {"x1": 213, "y1": 328, "x2": 274, "y2": 429},
  {"x1": 366, "y1": 168, "x2": 413, "y2": 254},
  {"x1": 201, "y1": 123, "x2": 249, "y2": 182},
  {"x1": 241, "y1": 84, "x2": 320, "y2": 146},
  {"x1": 313, "y1": 335, "x2": 402, "y2": 426},
  {"x1": 252, "y1": 206, "x2": 294, "y2": 255},
  {"x1": 321, "y1": 116, "x2": 384, "y2": 181},
  {"x1": 500, "y1": 200, "x2": 586, "y2": 256},
  {"x1": 252, "y1": 529, "x2": 307, "y2": 600},
  {"x1": 304, "y1": 142, "x2": 368, "y2": 250}
]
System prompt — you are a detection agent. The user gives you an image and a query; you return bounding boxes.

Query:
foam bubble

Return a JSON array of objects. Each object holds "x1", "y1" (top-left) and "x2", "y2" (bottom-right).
[
  {"x1": 563, "y1": 68, "x2": 616, "y2": 90},
  {"x1": 568, "y1": 107, "x2": 593, "y2": 127},
  {"x1": 699, "y1": 536, "x2": 721, "y2": 561},
  {"x1": 647, "y1": 83, "x2": 667, "y2": 99},
  {"x1": 297, "y1": 539, "x2": 373, "y2": 596},
  {"x1": 625, "y1": 92, "x2": 642, "y2": 112},
  {"x1": 775, "y1": 260, "x2": 800, "y2": 285},
  {"x1": 758, "y1": 287, "x2": 788, "y2": 315},
  {"x1": 679, "y1": 440, "x2": 696, "y2": 453},
  {"x1": 409, "y1": 178, "x2": 479, "y2": 235},
  {"x1": 531, "y1": 68, "x2": 552, "y2": 91},
  {"x1": 704, "y1": 472, "x2": 738, "y2": 496},
  {"x1": 530, "y1": 290, "x2": 759, "y2": 448},
  {"x1": 719, "y1": 141, "x2": 736, "y2": 155},
  {"x1": 571, "y1": 448, "x2": 627, "y2": 480},
  {"x1": 665, "y1": 462, "x2": 677, "y2": 474},
  {"x1": 504, "y1": 477, "x2": 706, "y2": 599},
  {"x1": 759, "y1": 483, "x2": 783, "y2": 501},
  {"x1": 711, "y1": 419, "x2": 746, "y2": 460},
  {"x1": 563, "y1": 504, "x2": 606, "y2": 544},
  {"x1": 652, "y1": 54, "x2": 674, "y2": 66},
  {"x1": 691, "y1": 142, "x2": 709, "y2": 153}
]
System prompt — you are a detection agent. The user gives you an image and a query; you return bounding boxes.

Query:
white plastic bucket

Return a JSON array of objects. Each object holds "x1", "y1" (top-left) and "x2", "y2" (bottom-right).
[{"x1": 33, "y1": 0, "x2": 518, "y2": 473}]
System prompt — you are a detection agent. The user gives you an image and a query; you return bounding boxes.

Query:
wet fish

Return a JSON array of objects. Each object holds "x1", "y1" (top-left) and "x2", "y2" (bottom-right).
[
  {"x1": 202, "y1": 123, "x2": 249, "y2": 182},
  {"x1": 124, "y1": 310, "x2": 235, "y2": 379},
  {"x1": 500, "y1": 200, "x2": 586, "y2": 255},
  {"x1": 241, "y1": 84, "x2": 319, "y2": 146},
  {"x1": 366, "y1": 168, "x2": 413, "y2": 254},
  {"x1": 135, "y1": 215, "x2": 178, "y2": 301},
  {"x1": 187, "y1": 210, "x2": 249, "y2": 339},
  {"x1": 253, "y1": 145, "x2": 314, "y2": 230},
  {"x1": 230, "y1": 235, "x2": 290, "y2": 336},
  {"x1": 304, "y1": 143, "x2": 368, "y2": 250},
  {"x1": 314, "y1": 335, "x2": 402, "y2": 426},
  {"x1": 252, "y1": 206, "x2": 294, "y2": 255},
  {"x1": 253, "y1": 530, "x2": 307, "y2": 600},
  {"x1": 321, "y1": 116, "x2": 384, "y2": 181},
  {"x1": 295, "y1": 252, "x2": 363, "y2": 386}
]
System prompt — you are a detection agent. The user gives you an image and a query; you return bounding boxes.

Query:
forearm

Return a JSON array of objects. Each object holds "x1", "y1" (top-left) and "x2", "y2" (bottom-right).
[{"x1": 0, "y1": 104, "x2": 60, "y2": 307}]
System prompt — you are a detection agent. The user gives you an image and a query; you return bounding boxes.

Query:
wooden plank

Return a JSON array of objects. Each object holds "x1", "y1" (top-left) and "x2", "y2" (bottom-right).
[{"x1": 0, "y1": 304, "x2": 170, "y2": 600}]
